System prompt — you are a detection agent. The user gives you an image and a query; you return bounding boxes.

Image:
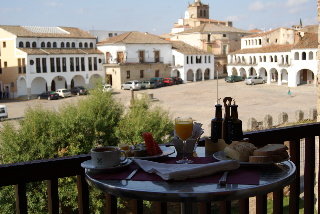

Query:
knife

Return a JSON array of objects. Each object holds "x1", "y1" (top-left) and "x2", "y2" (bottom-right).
[
  {"x1": 219, "y1": 171, "x2": 229, "y2": 186},
  {"x1": 126, "y1": 169, "x2": 138, "y2": 180}
]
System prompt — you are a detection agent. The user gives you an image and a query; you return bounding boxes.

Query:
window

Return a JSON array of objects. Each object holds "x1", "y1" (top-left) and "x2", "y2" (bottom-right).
[
  {"x1": 186, "y1": 56, "x2": 189, "y2": 64},
  {"x1": 139, "y1": 50, "x2": 145, "y2": 63},
  {"x1": 26, "y1": 42, "x2": 30, "y2": 48},
  {"x1": 88, "y1": 57, "x2": 92, "y2": 71},
  {"x1": 302, "y1": 52, "x2": 306, "y2": 60},
  {"x1": 19, "y1": 42, "x2": 23, "y2": 48},
  {"x1": 66, "y1": 42, "x2": 70, "y2": 48},
  {"x1": 109, "y1": 33, "x2": 113, "y2": 37},
  {"x1": 207, "y1": 34, "x2": 211, "y2": 42},
  {"x1": 18, "y1": 58, "x2": 22, "y2": 73},
  {"x1": 62, "y1": 57, "x2": 67, "y2": 72},
  {"x1": 140, "y1": 70, "x2": 144, "y2": 78},
  {"x1": 208, "y1": 56, "x2": 211, "y2": 63},
  {"x1": 81, "y1": 57, "x2": 85, "y2": 71},
  {"x1": 266, "y1": 38, "x2": 270, "y2": 43},
  {"x1": 155, "y1": 70, "x2": 160, "y2": 77},
  {"x1": 0, "y1": 59, "x2": 2, "y2": 74},
  {"x1": 72, "y1": 42, "x2": 75, "y2": 48},
  {"x1": 205, "y1": 56, "x2": 207, "y2": 63},
  {"x1": 222, "y1": 45, "x2": 228, "y2": 55},
  {"x1": 50, "y1": 58, "x2": 54, "y2": 73},
  {"x1": 36, "y1": 58, "x2": 41, "y2": 73},
  {"x1": 70, "y1": 57, "x2": 74, "y2": 71},
  {"x1": 47, "y1": 42, "x2": 51, "y2": 48},
  {"x1": 84, "y1": 43, "x2": 88, "y2": 48},
  {"x1": 61, "y1": 42, "x2": 65, "y2": 48},
  {"x1": 32, "y1": 42, "x2": 37, "y2": 48},
  {"x1": 294, "y1": 52, "x2": 299, "y2": 60},
  {"x1": 309, "y1": 51, "x2": 313, "y2": 60},
  {"x1": 154, "y1": 50, "x2": 160, "y2": 62},
  {"x1": 41, "y1": 42, "x2": 45, "y2": 48},
  {"x1": 4, "y1": 61, "x2": 7, "y2": 67},
  {"x1": 76, "y1": 57, "x2": 80, "y2": 71},
  {"x1": 42, "y1": 58, "x2": 47, "y2": 73},
  {"x1": 3, "y1": 42, "x2": 6, "y2": 48},
  {"x1": 259, "y1": 39, "x2": 262, "y2": 45},
  {"x1": 223, "y1": 34, "x2": 227, "y2": 37},
  {"x1": 274, "y1": 55, "x2": 277, "y2": 62},
  {"x1": 93, "y1": 57, "x2": 97, "y2": 70},
  {"x1": 190, "y1": 56, "x2": 193, "y2": 64},
  {"x1": 90, "y1": 43, "x2": 94, "y2": 48},
  {"x1": 53, "y1": 42, "x2": 57, "y2": 48},
  {"x1": 22, "y1": 58, "x2": 26, "y2": 73},
  {"x1": 79, "y1": 43, "x2": 83, "y2": 48},
  {"x1": 126, "y1": 70, "x2": 130, "y2": 79},
  {"x1": 56, "y1": 58, "x2": 61, "y2": 72}
]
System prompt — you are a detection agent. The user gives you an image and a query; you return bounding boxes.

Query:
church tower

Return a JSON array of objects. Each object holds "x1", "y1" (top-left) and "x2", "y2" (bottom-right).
[{"x1": 186, "y1": 0, "x2": 209, "y2": 19}]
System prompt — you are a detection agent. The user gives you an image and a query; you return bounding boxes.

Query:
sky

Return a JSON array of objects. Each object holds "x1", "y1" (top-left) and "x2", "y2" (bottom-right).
[{"x1": 0, "y1": 0, "x2": 317, "y2": 35}]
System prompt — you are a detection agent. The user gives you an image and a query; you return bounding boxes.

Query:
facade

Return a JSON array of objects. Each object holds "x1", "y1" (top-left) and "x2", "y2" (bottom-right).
[
  {"x1": 171, "y1": 41, "x2": 214, "y2": 82},
  {"x1": 227, "y1": 28, "x2": 318, "y2": 87},
  {"x1": 0, "y1": 25, "x2": 105, "y2": 98},
  {"x1": 97, "y1": 31, "x2": 172, "y2": 89},
  {"x1": 170, "y1": 23, "x2": 251, "y2": 76}
]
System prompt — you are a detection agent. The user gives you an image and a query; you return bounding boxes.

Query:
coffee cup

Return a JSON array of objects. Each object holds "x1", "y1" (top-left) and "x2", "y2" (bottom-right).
[{"x1": 91, "y1": 146, "x2": 127, "y2": 168}]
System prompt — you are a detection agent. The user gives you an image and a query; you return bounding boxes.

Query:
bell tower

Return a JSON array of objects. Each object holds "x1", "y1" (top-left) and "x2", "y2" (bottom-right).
[{"x1": 187, "y1": 0, "x2": 209, "y2": 19}]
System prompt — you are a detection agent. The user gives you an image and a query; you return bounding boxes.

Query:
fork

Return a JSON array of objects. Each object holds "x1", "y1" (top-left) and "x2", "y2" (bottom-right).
[
  {"x1": 126, "y1": 169, "x2": 138, "y2": 180},
  {"x1": 219, "y1": 171, "x2": 229, "y2": 186}
]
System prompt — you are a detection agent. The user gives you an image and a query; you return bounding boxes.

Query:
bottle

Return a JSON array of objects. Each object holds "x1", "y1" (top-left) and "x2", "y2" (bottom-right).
[
  {"x1": 230, "y1": 100, "x2": 243, "y2": 141},
  {"x1": 222, "y1": 97, "x2": 233, "y2": 144},
  {"x1": 210, "y1": 103, "x2": 223, "y2": 143}
]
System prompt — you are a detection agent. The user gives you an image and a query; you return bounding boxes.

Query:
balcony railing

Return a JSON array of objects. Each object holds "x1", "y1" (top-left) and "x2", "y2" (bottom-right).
[
  {"x1": 105, "y1": 57, "x2": 165, "y2": 65},
  {"x1": 0, "y1": 122, "x2": 319, "y2": 213}
]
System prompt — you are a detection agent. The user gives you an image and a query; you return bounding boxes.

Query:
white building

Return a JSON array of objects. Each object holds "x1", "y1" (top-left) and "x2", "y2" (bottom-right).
[
  {"x1": 97, "y1": 31, "x2": 173, "y2": 89},
  {"x1": 89, "y1": 30, "x2": 128, "y2": 42},
  {"x1": 0, "y1": 25, "x2": 105, "y2": 98},
  {"x1": 227, "y1": 28, "x2": 318, "y2": 87},
  {"x1": 171, "y1": 41, "x2": 214, "y2": 82}
]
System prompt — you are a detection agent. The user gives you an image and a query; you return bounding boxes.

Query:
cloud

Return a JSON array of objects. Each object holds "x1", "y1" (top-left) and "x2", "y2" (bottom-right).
[
  {"x1": 286, "y1": 0, "x2": 308, "y2": 7},
  {"x1": 225, "y1": 15, "x2": 243, "y2": 22},
  {"x1": 44, "y1": 1, "x2": 63, "y2": 8},
  {"x1": 248, "y1": 1, "x2": 278, "y2": 11}
]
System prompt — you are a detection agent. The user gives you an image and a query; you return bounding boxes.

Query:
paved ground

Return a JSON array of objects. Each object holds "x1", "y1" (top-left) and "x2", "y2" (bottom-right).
[{"x1": 1, "y1": 79, "x2": 317, "y2": 136}]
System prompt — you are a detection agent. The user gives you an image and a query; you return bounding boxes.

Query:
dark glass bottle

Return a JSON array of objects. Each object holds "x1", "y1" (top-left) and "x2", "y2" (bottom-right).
[
  {"x1": 223, "y1": 103, "x2": 233, "y2": 144},
  {"x1": 230, "y1": 102, "x2": 243, "y2": 141},
  {"x1": 210, "y1": 104, "x2": 223, "y2": 143}
]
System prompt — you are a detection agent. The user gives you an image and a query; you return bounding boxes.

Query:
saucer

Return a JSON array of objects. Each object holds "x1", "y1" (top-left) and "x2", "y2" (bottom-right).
[{"x1": 81, "y1": 159, "x2": 132, "y2": 171}]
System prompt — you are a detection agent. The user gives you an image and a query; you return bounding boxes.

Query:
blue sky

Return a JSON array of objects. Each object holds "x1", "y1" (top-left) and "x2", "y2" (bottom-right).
[{"x1": 0, "y1": 0, "x2": 317, "y2": 35}]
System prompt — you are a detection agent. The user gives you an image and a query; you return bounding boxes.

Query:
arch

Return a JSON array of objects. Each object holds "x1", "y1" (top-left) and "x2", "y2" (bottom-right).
[
  {"x1": 26, "y1": 42, "x2": 30, "y2": 48},
  {"x1": 47, "y1": 42, "x2": 51, "y2": 48},
  {"x1": 241, "y1": 56, "x2": 245, "y2": 63},
  {"x1": 270, "y1": 56, "x2": 273, "y2": 62},
  {"x1": 41, "y1": 42, "x2": 45, "y2": 48},
  {"x1": 259, "y1": 56, "x2": 262, "y2": 62},
  {"x1": 249, "y1": 56, "x2": 252, "y2": 64},
  {"x1": 294, "y1": 52, "x2": 299, "y2": 60},
  {"x1": 308, "y1": 51, "x2": 313, "y2": 60},
  {"x1": 280, "y1": 69, "x2": 288, "y2": 84},
  {"x1": 249, "y1": 67, "x2": 257, "y2": 76},
  {"x1": 32, "y1": 42, "x2": 37, "y2": 48},
  {"x1": 53, "y1": 42, "x2": 57, "y2": 48},
  {"x1": 17, "y1": 76, "x2": 27, "y2": 97},
  {"x1": 66, "y1": 42, "x2": 70, "y2": 48},
  {"x1": 302, "y1": 52, "x2": 306, "y2": 60},
  {"x1": 258, "y1": 68, "x2": 267, "y2": 81},
  {"x1": 296, "y1": 69, "x2": 315, "y2": 85},
  {"x1": 19, "y1": 41, "x2": 24, "y2": 48},
  {"x1": 88, "y1": 74, "x2": 103, "y2": 88},
  {"x1": 31, "y1": 77, "x2": 47, "y2": 95},
  {"x1": 171, "y1": 69, "x2": 180, "y2": 77},
  {"x1": 72, "y1": 42, "x2": 76, "y2": 48},
  {"x1": 231, "y1": 68, "x2": 237, "y2": 76},
  {"x1": 263, "y1": 56, "x2": 266, "y2": 62},
  {"x1": 237, "y1": 56, "x2": 241, "y2": 63},
  {"x1": 90, "y1": 42, "x2": 94, "y2": 48},
  {"x1": 84, "y1": 42, "x2": 88, "y2": 48},
  {"x1": 79, "y1": 42, "x2": 83, "y2": 48},
  {"x1": 270, "y1": 68, "x2": 279, "y2": 83},
  {"x1": 274, "y1": 55, "x2": 277, "y2": 62},
  {"x1": 51, "y1": 76, "x2": 68, "y2": 90},
  {"x1": 187, "y1": 69, "x2": 194, "y2": 81},
  {"x1": 253, "y1": 56, "x2": 256, "y2": 64},
  {"x1": 239, "y1": 68, "x2": 246, "y2": 78},
  {"x1": 196, "y1": 69, "x2": 202, "y2": 81},
  {"x1": 61, "y1": 42, "x2": 65, "y2": 48},
  {"x1": 204, "y1": 68, "x2": 210, "y2": 80},
  {"x1": 71, "y1": 75, "x2": 86, "y2": 88}
]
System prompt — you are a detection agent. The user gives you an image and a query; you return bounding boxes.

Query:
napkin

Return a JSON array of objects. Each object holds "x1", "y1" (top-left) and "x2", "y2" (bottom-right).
[{"x1": 133, "y1": 159, "x2": 240, "y2": 181}]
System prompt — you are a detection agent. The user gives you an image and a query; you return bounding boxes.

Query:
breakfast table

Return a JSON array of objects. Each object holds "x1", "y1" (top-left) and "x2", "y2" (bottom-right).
[{"x1": 84, "y1": 146, "x2": 296, "y2": 214}]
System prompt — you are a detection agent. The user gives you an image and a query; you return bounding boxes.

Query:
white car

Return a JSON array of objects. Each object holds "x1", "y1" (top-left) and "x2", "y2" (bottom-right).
[
  {"x1": 56, "y1": 89, "x2": 72, "y2": 98},
  {"x1": 0, "y1": 105, "x2": 8, "y2": 120},
  {"x1": 245, "y1": 76, "x2": 265, "y2": 85},
  {"x1": 121, "y1": 80, "x2": 142, "y2": 90},
  {"x1": 102, "y1": 84, "x2": 113, "y2": 93}
]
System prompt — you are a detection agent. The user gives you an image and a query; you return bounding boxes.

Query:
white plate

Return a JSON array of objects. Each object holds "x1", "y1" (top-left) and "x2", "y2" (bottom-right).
[
  {"x1": 130, "y1": 145, "x2": 175, "y2": 160},
  {"x1": 213, "y1": 151, "x2": 288, "y2": 166},
  {"x1": 81, "y1": 159, "x2": 132, "y2": 171}
]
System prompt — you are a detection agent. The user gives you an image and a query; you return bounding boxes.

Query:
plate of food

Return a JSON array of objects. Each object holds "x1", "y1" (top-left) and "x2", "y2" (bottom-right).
[
  {"x1": 213, "y1": 141, "x2": 289, "y2": 165},
  {"x1": 81, "y1": 159, "x2": 133, "y2": 172},
  {"x1": 118, "y1": 132, "x2": 175, "y2": 160}
]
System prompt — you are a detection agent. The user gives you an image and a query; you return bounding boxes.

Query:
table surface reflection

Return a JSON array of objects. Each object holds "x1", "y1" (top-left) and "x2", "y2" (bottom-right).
[{"x1": 85, "y1": 147, "x2": 296, "y2": 202}]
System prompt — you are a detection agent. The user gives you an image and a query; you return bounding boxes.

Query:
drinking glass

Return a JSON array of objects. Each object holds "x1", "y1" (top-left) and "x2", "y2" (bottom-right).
[{"x1": 175, "y1": 117, "x2": 194, "y2": 164}]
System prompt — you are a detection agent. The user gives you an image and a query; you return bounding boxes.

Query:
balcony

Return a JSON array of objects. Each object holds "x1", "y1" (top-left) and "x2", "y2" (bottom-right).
[
  {"x1": 104, "y1": 57, "x2": 165, "y2": 65},
  {"x1": 1, "y1": 122, "x2": 319, "y2": 213}
]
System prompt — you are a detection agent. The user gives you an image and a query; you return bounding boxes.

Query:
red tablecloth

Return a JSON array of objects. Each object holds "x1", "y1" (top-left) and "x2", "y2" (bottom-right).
[{"x1": 92, "y1": 157, "x2": 260, "y2": 185}]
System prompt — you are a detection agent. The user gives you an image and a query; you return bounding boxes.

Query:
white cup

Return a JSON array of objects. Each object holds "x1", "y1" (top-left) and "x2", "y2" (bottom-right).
[{"x1": 91, "y1": 146, "x2": 127, "y2": 168}]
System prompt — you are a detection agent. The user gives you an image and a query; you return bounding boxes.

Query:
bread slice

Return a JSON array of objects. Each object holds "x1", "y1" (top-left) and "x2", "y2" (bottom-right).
[
  {"x1": 224, "y1": 141, "x2": 257, "y2": 162},
  {"x1": 253, "y1": 144, "x2": 287, "y2": 156},
  {"x1": 249, "y1": 155, "x2": 273, "y2": 163}
]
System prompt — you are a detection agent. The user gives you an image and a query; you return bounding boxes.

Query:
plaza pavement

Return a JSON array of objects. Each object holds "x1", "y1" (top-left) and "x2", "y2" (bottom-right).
[{"x1": 1, "y1": 79, "x2": 316, "y2": 136}]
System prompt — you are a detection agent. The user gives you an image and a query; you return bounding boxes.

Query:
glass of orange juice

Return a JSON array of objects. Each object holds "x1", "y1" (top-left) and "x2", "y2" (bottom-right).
[{"x1": 175, "y1": 117, "x2": 194, "y2": 164}]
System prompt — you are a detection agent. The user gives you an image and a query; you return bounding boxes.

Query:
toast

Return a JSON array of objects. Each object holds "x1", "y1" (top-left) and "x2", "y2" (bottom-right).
[
  {"x1": 224, "y1": 141, "x2": 257, "y2": 162},
  {"x1": 253, "y1": 144, "x2": 288, "y2": 156}
]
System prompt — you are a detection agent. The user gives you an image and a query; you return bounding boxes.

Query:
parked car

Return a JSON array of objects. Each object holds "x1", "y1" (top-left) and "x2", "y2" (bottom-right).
[
  {"x1": 70, "y1": 86, "x2": 88, "y2": 95},
  {"x1": 245, "y1": 76, "x2": 265, "y2": 85},
  {"x1": 38, "y1": 91, "x2": 60, "y2": 100},
  {"x1": 163, "y1": 77, "x2": 174, "y2": 86},
  {"x1": 121, "y1": 81, "x2": 142, "y2": 90},
  {"x1": 171, "y1": 77, "x2": 183, "y2": 84},
  {"x1": 150, "y1": 77, "x2": 164, "y2": 88},
  {"x1": 141, "y1": 80, "x2": 155, "y2": 89},
  {"x1": 102, "y1": 84, "x2": 113, "y2": 93},
  {"x1": 225, "y1": 75, "x2": 244, "y2": 83},
  {"x1": 0, "y1": 104, "x2": 8, "y2": 120},
  {"x1": 55, "y1": 89, "x2": 72, "y2": 98}
]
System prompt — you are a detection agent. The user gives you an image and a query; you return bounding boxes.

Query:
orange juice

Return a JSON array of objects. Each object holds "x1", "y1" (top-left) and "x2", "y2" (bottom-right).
[{"x1": 175, "y1": 120, "x2": 193, "y2": 140}]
